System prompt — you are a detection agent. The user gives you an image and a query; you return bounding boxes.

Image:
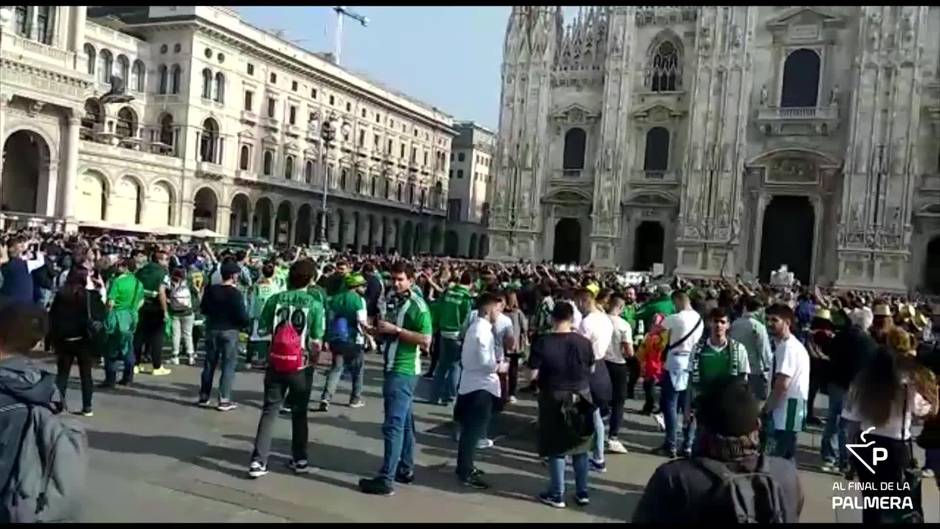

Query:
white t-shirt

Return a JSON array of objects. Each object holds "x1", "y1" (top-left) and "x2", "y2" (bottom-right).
[
  {"x1": 579, "y1": 309, "x2": 613, "y2": 361},
  {"x1": 770, "y1": 334, "x2": 810, "y2": 431},
  {"x1": 458, "y1": 317, "x2": 500, "y2": 398},
  {"x1": 662, "y1": 309, "x2": 704, "y2": 390},
  {"x1": 605, "y1": 314, "x2": 633, "y2": 364},
  {"x1": 465, "y1": 311, "x2": 514, "y2": 362}
]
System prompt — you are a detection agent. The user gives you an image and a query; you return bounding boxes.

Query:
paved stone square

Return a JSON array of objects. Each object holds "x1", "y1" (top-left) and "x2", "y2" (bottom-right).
[{"x1": 50, "y1": 355, "x2": 938, "y2": 523}]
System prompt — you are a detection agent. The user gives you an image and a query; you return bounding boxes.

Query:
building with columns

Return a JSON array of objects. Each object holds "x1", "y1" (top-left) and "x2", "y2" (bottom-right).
[
  {"x1": 444, "y1": 121, "x2": 495, "y2": 259},
  {"x1": 488, "y1": 6, "x2": 940, "y2": 292},
  {"x1": 1, "y1": 6, "x2": 455, "y2": 256}
]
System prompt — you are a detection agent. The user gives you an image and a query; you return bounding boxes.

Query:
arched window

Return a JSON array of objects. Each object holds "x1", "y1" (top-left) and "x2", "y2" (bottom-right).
[
  {"x1": 98, "y1": 49, "x2": 113, "y2": 84},
  {"x1": 14, "y1": 6, "x2": 29, "y2": 37},
  {"x1": 159, "y1": 114, "x2": 174, "y2": 148},
  {"x1": 419, "y1": 188, "x2": 426, "y2": 208},
  {"x1": 201, "y1": 68, "x2": 212, "y2": 99},
  {"x1": 263, "y1": 151, "x2": 274, "y2": 175},
  {"x1": 36, "y1": 7, "x2": 53, "y2": 45},
  {"x1": 84, "y1": 44, "x2": 96, "y2": 76},
  {"x1": 132, "y1": 60, "x2": 145, "y2": 92},
  {"x1": 397, "y1": 182, "x2": 403, "y2": 202},
  {"x1": 115, "y1": 107, "x2": 137, "y2": 139},
  {"x1": 356, "y1": 173, "x2": 363, "y2": 194},
  {"x1": 305, "y1": 161, "x2": 314, "y2": 183},
  {"x1": 643, "y1": 127, "x2": 670, "y2": 173},
  {"x1": 409, "y1": 182, "x2": 416, "y2": 204},
  {"x1": 284, "y1": 156, "x2": 294, "y2": 180},
  {"x1": 341, "y1": 168, "x2": 348, "y2": 190},
  {"x1": 649, "y1": 41, "x2": 680, "y2": 92},
  {"x1": 117, "y1": 55, "x2": 130, "y2": 85},
  {"x1": 371, "y1": 174, "x2": 377, "y2": 196},
  {"x1": 200, "y1": 118, "x2": 219, "y2": 163},
  {"x1": 170, "y1": 64, "x2": 181, "y2": 94},
  {"x1": 563, "y1": 128, "x2": 586, "y2": 173},
  {"x1": 780, "y1": 48, "x2": 821, "y2": 108},
  {"x1": 81, "y1": 99, "x2": 102, "y2": 139},
  {"x1": 214, "y1": 72, "x2": 225, "y2": 103},
  {"x1": 158, "y1": 65, "x2": 168, "y2": 94},
  {"x1": 239, "y1": 145, "x2": 250, "y2": 170}
]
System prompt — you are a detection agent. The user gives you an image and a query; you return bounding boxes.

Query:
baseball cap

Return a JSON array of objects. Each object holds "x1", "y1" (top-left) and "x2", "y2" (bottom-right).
[{"x1": 345, "y1": 273, "x2": 366, "y2": 288}]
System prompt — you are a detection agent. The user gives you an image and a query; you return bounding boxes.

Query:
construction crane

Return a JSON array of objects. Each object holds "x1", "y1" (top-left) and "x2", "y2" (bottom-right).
[{"x1": 333, "y1": 6, "x2": 368, "y2": 66}]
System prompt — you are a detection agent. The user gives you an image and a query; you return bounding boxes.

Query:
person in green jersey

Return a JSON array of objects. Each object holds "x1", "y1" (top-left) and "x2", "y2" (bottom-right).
[
  {"x1": 248, "y1": 259, "x2": 326, "y2": 478},
  {"x1": 429, "y1": 271, "x2": 474, "y2": 406},
  {"x1": 635, "y1": 286, "x2": 677, "y2": 332},
  {"x1": 247, "y1": 264, "x2": 282, "y2": 369},
  {"x1": 134, "y1": 250, "x2": 171, "y2": 376},
  {"x1": 318, "y1": 273, "x2": 371, "y2": 411},
  {"x1": 359, "y1": 262, "x2": 432, "y2": 496},
  {"x1": 102, "y1": 258, "x2": 144, "y2": 387},
  {"x1": 620, "y1": 285, "x2": 642, "y2": 399},
  {"x1": 689, "y1": 307, "x2": 750, "y2": 404}
]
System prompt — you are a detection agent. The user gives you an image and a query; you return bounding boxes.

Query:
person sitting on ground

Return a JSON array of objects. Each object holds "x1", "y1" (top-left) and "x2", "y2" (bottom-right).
[{"x1": 633, "y1": 377, "x2": 804, "y2": 523}]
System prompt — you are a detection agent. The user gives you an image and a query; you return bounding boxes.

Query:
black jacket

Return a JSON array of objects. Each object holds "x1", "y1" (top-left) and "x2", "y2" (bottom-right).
[
  {"x1": 48, "y1": 289, "x2": 106, "y2": 343},
  {"x1": 633, "y1": 455, "x2": 803, "y2": 523},
  {"x1": 828, "y1": 325, "x2": 878, "y2": 390}
]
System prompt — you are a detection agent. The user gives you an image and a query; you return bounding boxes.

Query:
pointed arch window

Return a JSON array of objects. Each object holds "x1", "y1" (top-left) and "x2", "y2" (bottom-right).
[
  {"x1": 649, "y1": 41, "x2": 680, "y2": 92},
  {"x1": 158, "y1": 65, "x2": 168, "y2": 94},
  {"x1": 201, "y1": 68, "x2": 212, "y2": 99},
  {"x1": 305, "y1": 160, "x2": 314, "y2": 183},
  {"x1": 170, "y1": 64, "x2": 181, "y2": 94},
  {"x1": 214, "y1": 72, "x2": 225, "y2": 103},
  {"x1": 284, "y1": 156, "x2": 294, "y2": 180}
]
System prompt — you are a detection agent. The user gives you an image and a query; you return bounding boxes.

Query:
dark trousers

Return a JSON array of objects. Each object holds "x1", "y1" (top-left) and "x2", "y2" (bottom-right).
[
  {"x1": 455, "y1": 389, "x2": 495, "y2": 480},
  {"x1": 507, "y1": 354, "x2": 521, "y2": 397},
  {"x1": 854, "y1": 434, "x2": 919, "y2": 523},
  {"x1": 606, "y1": 360, "x2": 629, "y2": 438},
  {"x1": 425, "y1": 332, "x2": 441, "y2": 375},
  {"x1": 624, "y1": 356, "x2": 641, "y2": 399},
  {"x1": 134, "y1": 307, "x2": 165, "y2": 370},
  {"x1": 55, "y1": 339, "x2": 94, "y2": 411},
  {"x1": 641, "y1": 377, "x2": 657, "y2": 413},
  {"x1": 251, "y1": 366, "x2": 314, "y2": 465}
]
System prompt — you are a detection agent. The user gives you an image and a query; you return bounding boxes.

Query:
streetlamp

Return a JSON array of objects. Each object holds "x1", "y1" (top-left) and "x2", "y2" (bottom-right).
[{"x1": 317, "y1": 113, "x2": 351, "y2": 246}]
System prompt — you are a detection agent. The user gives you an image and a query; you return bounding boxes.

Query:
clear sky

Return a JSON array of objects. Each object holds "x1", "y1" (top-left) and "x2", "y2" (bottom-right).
[{"x1": 235, "y1": 6, "x2": 513, "y2": 130}]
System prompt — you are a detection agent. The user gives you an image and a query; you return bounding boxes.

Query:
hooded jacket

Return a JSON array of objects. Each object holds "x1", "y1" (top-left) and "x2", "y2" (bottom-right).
[{"x1": 0, "y1": 356, "x2": 87, "y2": 522}]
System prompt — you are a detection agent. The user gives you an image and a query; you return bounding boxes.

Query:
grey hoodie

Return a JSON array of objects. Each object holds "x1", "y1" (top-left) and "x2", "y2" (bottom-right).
[{"x1": 0, "y1": 356, "x2": 87, "y2": 523}]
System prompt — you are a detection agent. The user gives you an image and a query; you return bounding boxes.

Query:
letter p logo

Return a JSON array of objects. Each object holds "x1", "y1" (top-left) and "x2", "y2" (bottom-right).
[{"x1": 872, "y1": 447, "x2": 888, "y2": 466}]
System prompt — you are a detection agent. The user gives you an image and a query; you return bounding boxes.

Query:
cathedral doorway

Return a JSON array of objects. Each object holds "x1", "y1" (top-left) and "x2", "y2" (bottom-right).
[
  {"x1": 758, "y1": 195, "x2": 814, "y2": 284},
  {"x1": 634, "y1": 221, "x2": 665, "y2": 272},
  {"x1": 1, "y1": 130, "x2": 49, "y2": 214},
  {"x1": 553, "y1": 218, "x2": 581, "y2": 264},
  {"x1": 926, "y1": 236, "x2": 940, "y2": 294}
]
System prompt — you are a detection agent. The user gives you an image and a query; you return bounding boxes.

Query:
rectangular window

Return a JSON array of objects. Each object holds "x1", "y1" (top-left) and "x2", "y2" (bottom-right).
[
  {"x1": 447, "y1": 199, "x2": 461, "y2": 221},
  {"x1": 361, "y1": 108, "x2": 367, "y2": 118},
  {"x1": 387, "y1": 139, "x2": 393, "y2": 154},
  {"x1": 346, "y1": 102, "x2": 352, "y2": 112},
  {"x1": 269, "y1": 72, "x2": 277, "y2": 83},
  {"x1": 309, "y1": 112, "x2": 315, "y2": 123},
  {"x1": 358, "y1": 130, "x2": 365, "y2": 147},
  {"x1": 411, "y1": 147, "x2": 417, "y2": 163},
  {"x1": 400, "y1": 144, "x2": 405, "y2": 158},
  {"x1": 376, "y1": 113, "x2": 381, "y2": 124},
  {"x1": 311, "y1": 88, "x2": 317, "y2": 99},
  {"x1": 423, "y1": 152, "x2": 428, "y2": 166},
  {"x1": 267, "y1": 98, "x2": 276, "y2": 118},
  {"x1": 329, "y1": 95, "x2": 335, "y2": 105},
  {"x1": 289, "y1": 106, "x2": 297, "y2": 125},
  {"x1": 247, "y1": 63, "x2": 254, "y2": 75},
  {"x1": 292, "y1": 80, "x2": 298, "y2": 91},
  {"x1": 244, "y1": 90, "x2": 253, "y2": 111},
  {"x1": 457, "y1": 169, "x2": 464, "y2": 179},
  {"x1": 374, "y1": 134, "x2": 380, "y2": 148}
]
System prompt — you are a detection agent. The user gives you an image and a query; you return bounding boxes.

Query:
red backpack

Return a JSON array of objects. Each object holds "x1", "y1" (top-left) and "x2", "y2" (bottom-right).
[{"x1": 269, "y1": 321, "x2": 305, "y2": 374}]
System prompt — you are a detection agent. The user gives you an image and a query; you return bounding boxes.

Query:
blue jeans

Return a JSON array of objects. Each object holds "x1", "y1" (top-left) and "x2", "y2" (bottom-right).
[
  {"x1": 377, "y1": 372, "x2": 419, "y2": 485},
  {"x1": 320, "y1": 343, "x2": 364, "y2": 403},
  {"x1": 199, "y1": 328, "x2": 239, "y2": 402},
  {"x1": 821, "y1": 383, "x2": 847, "y2": 466},
  {"x1": 431, "y1": 337, "x2": 461, "y2": 404},
  {"x1": 546, "y1": 453, "x2": 588, "y2": 498},
  {"x1": 659, "y1": 373, "x2": 695, "y2": 452},
  {"x1": 592, "y1": 408, "x2": 605, "y2": 463}
]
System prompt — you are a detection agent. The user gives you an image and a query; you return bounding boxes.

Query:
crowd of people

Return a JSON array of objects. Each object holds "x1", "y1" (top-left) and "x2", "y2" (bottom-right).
[{"x1": 0, "y1": 225, "x2": 939, "y2": 522}]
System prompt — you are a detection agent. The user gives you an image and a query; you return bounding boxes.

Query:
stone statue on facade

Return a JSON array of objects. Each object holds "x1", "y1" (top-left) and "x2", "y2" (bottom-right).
[
  {"x1": 759, "y1": 84, "x2": 768, "y2": 106},
  {"x1": 829, "y1": 84, "x2": 840, "y2": 106}
]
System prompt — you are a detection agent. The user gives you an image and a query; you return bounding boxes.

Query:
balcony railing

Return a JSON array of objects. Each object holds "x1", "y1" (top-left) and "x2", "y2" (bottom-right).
[
  {"x1": 240, "y1": 110, "x2": 258, "y2": 124},
  {"x1": 562, "y1": 169, "x2": 582, "y2": 178},
  {"x1": 756, "y1": 106, "x2": 838, "y2": 121}
]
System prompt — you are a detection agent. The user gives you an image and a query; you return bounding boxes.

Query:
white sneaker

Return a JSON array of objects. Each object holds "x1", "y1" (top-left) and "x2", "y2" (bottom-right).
[
  {"x1": 508, "y1": 396, "x2": 518, "y2": 404},
  {"x1": 247, "y1": 461, "x2": 268, "y2": 479},
  {"x1": 187, "y1": 356, "x2": 195, "y2": 366},
  {"x1": 170, "y1": 357, "x2": 180, "y2": 366},
  {"x1": 606, "y1": 438, "x2": 628, "y2": 454},
  {"x1": 653, "y1": 413, "x2": 666, "y2": 431},
  {"x1": 477, "y1": 438, "x2": 494, "y2": 450}
]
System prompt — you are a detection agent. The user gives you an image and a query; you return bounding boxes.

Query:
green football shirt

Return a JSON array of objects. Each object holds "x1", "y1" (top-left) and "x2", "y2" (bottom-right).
[{"x1": 385, "y1": 292, "x2": 432, "y2": 375}]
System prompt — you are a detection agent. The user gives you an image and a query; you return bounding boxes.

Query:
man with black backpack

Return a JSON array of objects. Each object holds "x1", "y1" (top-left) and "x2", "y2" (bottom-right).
[
  {"x1": 0, "y1": 302, "x2": 88, "y2": 522},
  {"x1": 633, "y1": 377, "x2": 803, "y2": 523}
]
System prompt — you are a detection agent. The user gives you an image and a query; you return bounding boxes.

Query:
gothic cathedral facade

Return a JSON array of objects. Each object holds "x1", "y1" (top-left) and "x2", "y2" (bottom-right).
[{"x1": 487, "y1": 6, "x2": 940, "y2": 293}]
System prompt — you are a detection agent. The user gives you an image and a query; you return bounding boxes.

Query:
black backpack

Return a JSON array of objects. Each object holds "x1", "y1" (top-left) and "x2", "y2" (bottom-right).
[{"x1": 694, "y1": 456, "x2": 787, "y2": 523}]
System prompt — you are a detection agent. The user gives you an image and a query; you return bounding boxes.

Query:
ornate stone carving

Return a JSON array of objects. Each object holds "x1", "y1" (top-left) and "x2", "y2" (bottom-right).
[{"x1": 26, "y1": 100, "x2": 44, "y2": 117}]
